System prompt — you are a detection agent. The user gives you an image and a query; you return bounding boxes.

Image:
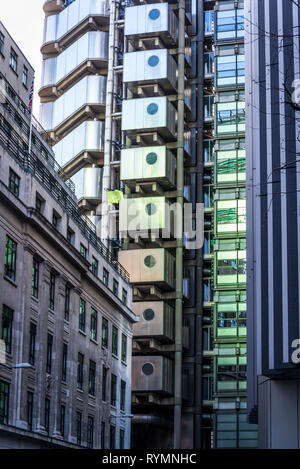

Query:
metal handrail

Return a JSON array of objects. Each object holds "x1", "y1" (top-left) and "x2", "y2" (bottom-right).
[{"x1": 0, "y1": 113, "x2": 130, "y2": 284}]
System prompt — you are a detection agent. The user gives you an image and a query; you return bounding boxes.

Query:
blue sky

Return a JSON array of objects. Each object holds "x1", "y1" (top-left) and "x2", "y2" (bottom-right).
[{"x1": 1, "y1": 0, "x2": 44, "y2": 116}]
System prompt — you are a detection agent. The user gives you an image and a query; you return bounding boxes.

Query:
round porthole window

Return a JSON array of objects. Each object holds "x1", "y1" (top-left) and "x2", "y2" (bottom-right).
[
  {"x1": 145, "y1": 203, "x2": 157, "y2": 216},
  {"x1": 146, "y1": 152, "x2": 158, "y2": 165},
  {"x1": 142, "y1": 363, "x2": 154, "y2": 376},
  {"x1": 144, "y1": 255, "x2": 156, "y2": 268},
  {"x1": 149, "y1": 8, "x2": 160, "y2": 20},
  {"x1": 147, "y1": 103, "x2": 158, "y2": 115},
  {"x1": 143, "y1": 308, "x2": 155, "y2": 321},
  {"x1": 148, "y1": 55, "x2": 159, "y2": 67}
]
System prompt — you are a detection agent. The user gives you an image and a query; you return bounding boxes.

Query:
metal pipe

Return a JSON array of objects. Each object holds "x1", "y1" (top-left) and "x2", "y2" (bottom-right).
[
  {"x1": 194, "y1": 0, "x2": 205, "y2": 449},
  {"x1": 174, "y1": 0, "x2": 186, "y2": 449},
  {"x1": 101, "y1": 0, "x2": 116, "y2": 244}
]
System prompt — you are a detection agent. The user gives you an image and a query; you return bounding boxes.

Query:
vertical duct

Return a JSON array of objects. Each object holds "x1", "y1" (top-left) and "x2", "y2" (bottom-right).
[
  {"x1": 174, "y1": 0, "x2": 186, "y2": 449},
  {"x1": 101, "y1": 0, "x2": 117, "y2": 244}
]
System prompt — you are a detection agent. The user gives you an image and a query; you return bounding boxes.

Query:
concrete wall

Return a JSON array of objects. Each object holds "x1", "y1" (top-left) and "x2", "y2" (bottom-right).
[{"x1": 258, "y1": 377, "x2": 300, "y2": 449}]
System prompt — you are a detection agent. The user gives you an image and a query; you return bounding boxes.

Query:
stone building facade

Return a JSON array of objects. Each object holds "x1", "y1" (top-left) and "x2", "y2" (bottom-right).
[{"x1": 0, "y1": 19, "x2": 136, "y2": 449}]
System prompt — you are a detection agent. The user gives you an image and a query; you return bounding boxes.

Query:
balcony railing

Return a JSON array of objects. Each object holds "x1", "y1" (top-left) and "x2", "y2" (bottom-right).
[{"x1": 0, "y1": 111, "x2": 130, "y2": 284}]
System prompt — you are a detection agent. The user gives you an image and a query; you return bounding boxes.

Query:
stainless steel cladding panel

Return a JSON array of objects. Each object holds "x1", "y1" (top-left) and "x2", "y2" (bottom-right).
[
  {"x1": 118, "y1": 248, "x2": 175, "y2": 289},
  {"x1": 132, "y1": 356, "x2": 174, "y2": 395},
  {"x1": 40, "y1": 75, "x2": 107, "y2": 130},
  {"x1": 53, "y1": 120, "x2": 105, "y2": 167},
  {"x1": 43, "y1": 0, "x2": 109, "y2": 44},
  {"x1": 41, "y1": 31, "x2": 108, "y2": 88},
  {"x1": 41, "y1": 57, "x2": 56, "y2": 88},
  {"x1": 124, "y1": 3, "x2": 177, "y2": 44},
  {"x1": 120, "y1": 146, "x2": 176, "y2": 187},
  {"x1": 83, "y1": 167, "x2": 103, "y2": 198},
  {"x1": 121, "y1": 97, "x2": 176, "y2": 138},
  {"x1": 119, "y1": 197, "x2": 174, "y2": 235},
  {"x1": 132, "y1": 301, "x2": 174, "y2": 342},
  {"x1": 71, "y1": 166, "x2": 103, "y2": 200},
  {"x1": 123, "y1": 49, "x2": 177, "y2": 91}
]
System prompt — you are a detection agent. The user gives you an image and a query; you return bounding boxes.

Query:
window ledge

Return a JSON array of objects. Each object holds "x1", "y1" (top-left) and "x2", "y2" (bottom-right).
[
  {"x1": 112, "y1": 353, "x2": 119, "y2": 360},
  {"x1": 90, "y1": 338, "x2": 98, "y2": 346},
  {"x1": 3, "y1": 275, "x2": 17, "y2": 287},
  {"x1": 9, "y1": 65, "x2": 18, "y2": 77},
  {"x1": 121, "y1": 360, "x2": 127, "y2": 367},
  {"x1": 78, "y1": 329, "x2": 86, "y2": 337}
]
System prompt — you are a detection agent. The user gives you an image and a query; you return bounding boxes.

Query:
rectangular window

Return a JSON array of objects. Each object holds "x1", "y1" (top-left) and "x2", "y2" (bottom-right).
[
  {"x1": 110, "y1": 425, "x2": 116, "y2": 449},
  {"x1": 8, "y1": 168, "x2": 20, "y2": 197},
  {"x1": 0, "y1": 32, "x2": 4, "y2": 55},
  {"x1": 90, "y1": 308, "x2": 97, "y2": 341},
  {"x1": 111, "y1": 374, "x2": 117, "y2": 407},
  {"x1": 31, "y1": 258, "x2": 39, "y2": 298},
  {"x1": 88, "y1": 360, "x2": 96, "y2": 396},
  {"x1": 2, "y1": 305, "x2": 13, "y2": 354},
  {"x1": 64, "y1": 285, "x2": 70, "y2": 321},
  {"x1": 60, "y1": 405, "x2": 65, "y2": 438},
  {"x1": 112, "y1": 326, "x2": 118, "y2": 356},
  {"x1": 121, "y1": 334, "x2": 127, "y2": 363},
  {"x1": 80, "y1": 244, "x2": 87, "y2": 259},
  {"x1": 92, "y1": 256, "x2": 98, "y2": 276},
  {"x1": 113, "y1": 279, "x2": 119, "y2": 296},
  {"x1": 45, "y1": 398, "x2": 50, "y2": 433},
  {"x1": 49, "y1": 272, "x2": 55, "y2": 310},
  {"x1": 103, "y1": 268, "x2": 109, "y2": 286},
  {"x1": 67, "y1": 227, "x2": 74, "y2": 245},
  {"x1": 27, "y1": 392, "x2": 33, "y2": 431},
  {"x1": 9, "y1": 48, "x2": 17, "y2": 73},
  {"x1": 87, "y1": 416, "x2": 94, "y2": 449},
  {"x1": 120, "y1": 380, "x2": 126, "y2": 412},
  {"x1": 62, "y1": 343, "x2": 68, "y2": 382},
  {"x1": 122, "y1": 289, "x2": 127, "y2": 305},
  {"x1": 101, "y1": 421, "x2": 105, "y2": 449},
  {"x1": 102, "y1": 317, "x2": 108, "y2": 348},
  {"x1": 4, "y1": 235, "x2": 17, "y2": 281},
  {"x1": 77, "y1": 353, "x2": 84, "y2": 390},
  {"x1": 79, "y1": 298, "x2": 86, "y2": 332},
  {"x1": 22, "y1": 66, "x2": 28, "y2": 87},
  {"x1": 29, "y1": 322, "x2": 36, "y2": 366},
  {"x1": 76, "y1": 411, "x2": 82, "y2": 446},
  {"x1": 102, "y1": 366, "x2": 107, "y2": 401},
  {"x1": 46, "y1": 333, "x2": 53, "y2": 374},
  {"x1": 119, "y1": 429, "x2": 125, "y2": 449},
  {"x1": 0, "y1": 381, "x2": 9, "y2": 424},
  {"x1": 52, "y1": 211, "x2": 61, "y2": 231},
  {"x1": 35, "y1": 193, "x2": 45, "y2": 214}
]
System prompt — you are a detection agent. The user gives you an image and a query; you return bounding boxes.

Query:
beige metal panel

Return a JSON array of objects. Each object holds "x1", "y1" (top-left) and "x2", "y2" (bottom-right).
[
  {"x1": 132, "y1": 301, "x2": 174, "y2": 342},
  {"x1": 120, "y1": 146, "x2": 176, "y2": 187},
  {"x1": 124, "y1": 3, "x2": 177, "y2": 44},
  {"x1": 132, "y1": 355, "x2": 174, "y2": 395},
  {"x1": 118, "y1": 249, "x2": 175, "y2": 289}
]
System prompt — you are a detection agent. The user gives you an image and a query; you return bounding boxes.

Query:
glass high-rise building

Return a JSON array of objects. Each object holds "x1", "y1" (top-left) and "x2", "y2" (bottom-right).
[{"x1": 40, "y1": 0, "x2": 258, "y2": 449}]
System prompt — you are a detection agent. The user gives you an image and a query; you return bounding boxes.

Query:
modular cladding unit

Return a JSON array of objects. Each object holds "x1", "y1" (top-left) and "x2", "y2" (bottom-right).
[
  {"x1": 202, "y1": 0, "x2": 258, "y2": 448},
  {"x1": 40, "y1": 0, "x2": 111, "y2": 230},
  {"x1": 39, "y1": 0, "x2": 258, "y2": 449}
]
